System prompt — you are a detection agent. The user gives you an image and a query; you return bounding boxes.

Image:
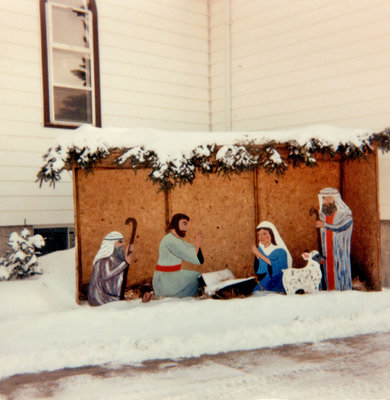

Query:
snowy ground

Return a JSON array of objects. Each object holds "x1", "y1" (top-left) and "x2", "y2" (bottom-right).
[
  {"x1": 1, "y1": 248, "x2": 390, "y2": 398},
  {"x1": 2, "y1": 332, "x2": 390, "y2": 400}
]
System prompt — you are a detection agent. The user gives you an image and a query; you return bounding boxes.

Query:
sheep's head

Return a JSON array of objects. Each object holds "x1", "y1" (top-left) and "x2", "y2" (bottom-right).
[{"x1": 302, "y1": 250, "x2": 326, "y2": 266}]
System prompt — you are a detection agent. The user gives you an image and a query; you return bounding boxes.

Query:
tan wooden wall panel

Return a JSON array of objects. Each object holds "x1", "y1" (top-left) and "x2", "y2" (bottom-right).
[
  {"x1": 170, "y1": 172, "x2": 256, "y2": 278},
  {"x1": 75, "y1": 168, "x2": 166, "y2": 291}
]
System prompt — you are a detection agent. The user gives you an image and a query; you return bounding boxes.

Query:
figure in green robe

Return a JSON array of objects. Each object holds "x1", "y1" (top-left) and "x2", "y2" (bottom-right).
[{"x1": 153, "y1": 213, "x2": 204, "y2": 298}]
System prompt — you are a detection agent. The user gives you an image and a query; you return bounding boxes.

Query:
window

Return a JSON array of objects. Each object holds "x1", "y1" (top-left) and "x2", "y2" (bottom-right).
[
  {"x1": 40, "y1": 0, "x2": 101, "y2": 128},
  {"x1": 34, "y1": 226, "x2": 75, "y2": 256}
]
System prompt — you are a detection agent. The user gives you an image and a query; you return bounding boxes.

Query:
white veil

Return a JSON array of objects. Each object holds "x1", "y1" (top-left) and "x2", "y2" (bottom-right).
[
  {"x1": 93, "y1": 231, "x2": 124, "y2": 265},
  {"x1": 256, "y1": 221, "x2": 293, "y2": 268}
]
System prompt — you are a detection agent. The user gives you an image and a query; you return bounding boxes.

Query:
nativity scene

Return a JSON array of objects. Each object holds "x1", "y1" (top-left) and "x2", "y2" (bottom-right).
[{"x1": 36, "y1": 125, "x2": 386, "y2": 303}]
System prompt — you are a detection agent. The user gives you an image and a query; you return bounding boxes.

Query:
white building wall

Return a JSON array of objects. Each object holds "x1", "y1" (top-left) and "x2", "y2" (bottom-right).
[
  {"x1": 98, "y1": 0, "x2": 210, "y2": 130},
  {"x1": 210, "y1": 0, "x2": 228, "y2": 131},
  {"x1": 210, "y1": 0, "x2": 390, "y2": 219},
  {"x1": 379, "y1": 154, "x2": 390, "y2": 219},
  {"x1": 0, "y1": 0, "x2": 209, "y2": 229}
]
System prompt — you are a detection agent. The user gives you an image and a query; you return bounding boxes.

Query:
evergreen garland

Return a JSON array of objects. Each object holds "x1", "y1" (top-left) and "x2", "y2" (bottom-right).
[
  {"x1": 37, "y1": 145, "x2": 109, "y2": 187},
  {"x1": 214, "y1": 145, "x2": 258, "y2": 176},
  {"x1": 307, "y1": 138, "x2": 336, "y2": 159},
  {"x1": 369, "y1": 127, "x2": 390, "y2": 154},
  {"x1": 189, "y1": 144, "x2": 215, "y2": 175},
  {"x1": 36, "y1": 128, "x2": 390, "y2": 192},
  {"x1": 287, "y1": 141, "x2": 318, "y2": 168}
]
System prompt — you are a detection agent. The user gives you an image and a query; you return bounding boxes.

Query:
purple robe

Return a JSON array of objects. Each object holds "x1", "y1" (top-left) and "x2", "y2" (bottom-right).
[{"x1": 87, "y1": 255, "x2": 129, "y2": 306}]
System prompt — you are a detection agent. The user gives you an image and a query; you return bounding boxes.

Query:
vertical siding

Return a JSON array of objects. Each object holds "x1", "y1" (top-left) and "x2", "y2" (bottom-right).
[
  {"x1": 379, "y1": 153, "x2": 390, "y2": 219},
  {"x1": 209, "y1": 0, "x2": 227, "y2": 131},
  {"x1": 98, "y1": 0, "x2": 210, "y2": 131},
  {"x1": 227, "y1": 0, "x2": 390, "y2": 131}
]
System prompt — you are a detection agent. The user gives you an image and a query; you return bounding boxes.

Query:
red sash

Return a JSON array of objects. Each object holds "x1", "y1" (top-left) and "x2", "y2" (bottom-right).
[
  {"x1": 156, "y1": 264, "x2": 181, "y2": 272},
  {"x1": 325, "y1": 214, "x2": 335, "y2": 290}
]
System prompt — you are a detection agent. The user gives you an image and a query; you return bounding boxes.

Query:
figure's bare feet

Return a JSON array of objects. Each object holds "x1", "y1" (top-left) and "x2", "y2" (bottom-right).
[{"x1": 142, "y1": 291, "x2": 155, "y2": 303}]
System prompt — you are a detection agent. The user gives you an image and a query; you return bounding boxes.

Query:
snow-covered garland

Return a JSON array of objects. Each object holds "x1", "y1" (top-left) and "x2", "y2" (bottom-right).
[{"x1": 36, "y1": 128, "x2": 390, "y2": 192}]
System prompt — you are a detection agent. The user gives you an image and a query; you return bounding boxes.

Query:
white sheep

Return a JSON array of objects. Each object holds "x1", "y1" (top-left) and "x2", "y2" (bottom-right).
[{"x1": 282, "y1": 250, "x2": 325, "y2": 295}]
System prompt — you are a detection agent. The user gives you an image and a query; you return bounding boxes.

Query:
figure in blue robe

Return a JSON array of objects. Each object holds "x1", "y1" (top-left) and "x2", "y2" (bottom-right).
[
  {"x1": 254, "y1": 246, "x2": 288, "y2": 292},
  {"x1": 252, "y1": 221, "x2": 292, "y2": 293}
]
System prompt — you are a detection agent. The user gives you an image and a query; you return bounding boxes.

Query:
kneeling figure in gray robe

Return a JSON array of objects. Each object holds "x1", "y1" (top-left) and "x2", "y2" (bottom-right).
[{"x1": 88, "y1": 231, "x2": 132, "y2": 306}]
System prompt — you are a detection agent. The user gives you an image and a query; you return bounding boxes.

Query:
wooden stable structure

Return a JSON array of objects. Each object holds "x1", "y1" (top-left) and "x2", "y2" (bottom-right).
[{"x1": 72, "y1": 148, "x2": 381, "y2": 302}]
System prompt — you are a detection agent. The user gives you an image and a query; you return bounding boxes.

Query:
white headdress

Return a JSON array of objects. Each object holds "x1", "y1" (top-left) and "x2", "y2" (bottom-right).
[
  {"x1": 318, "y1": 187, "x2": 352, "y2": 217},
  {"x1": 93, "y1": 231, "x2": 124, "y2": 265},
  {"x1": 256, "y1": 221, "x2": 293, "y2": 268}
]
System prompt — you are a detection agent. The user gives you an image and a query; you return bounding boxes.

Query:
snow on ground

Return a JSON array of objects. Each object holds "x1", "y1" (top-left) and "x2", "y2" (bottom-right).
[
  {"x1": 1, "y1": 248, "x2": 390, "y2": 382},
  {"x1": 12, "y1": 334, "x2": 390, "y2": 400}
]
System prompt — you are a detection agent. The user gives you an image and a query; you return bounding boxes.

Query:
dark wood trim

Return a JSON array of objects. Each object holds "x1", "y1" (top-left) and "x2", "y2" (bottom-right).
[
  {"x1": 253, "y1": 167, "x2": 259, "y2": 243},
  {"x1": 44, "y1": 122, "x2": 80, "y2": 130},
  {"x1": 164, "y1": 190, "x2": 171, "y2": 231},
  {"x1": 39, "y1": 0, "x2": 102, "y2": 129},
  {"x1": 89, "y1": 0, "x2": 102, "y2": 127},
  {"x1": 40, "y1": 0, "x2": 51, "y2": 127},
  {"x1": 340, "y1": 159, "x2": 345, "y2": 199},
  {"x1": 73, "y1": 167, "x2": 83, "y2": 304}
]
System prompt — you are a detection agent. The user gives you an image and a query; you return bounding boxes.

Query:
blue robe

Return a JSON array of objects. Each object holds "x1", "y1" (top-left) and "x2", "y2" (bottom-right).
[
  {"x1": 320, "y1": 210, "x2": 353, "y2": 290},
  {"x1": 253, "y1": 246, "x2": 288, "y2": 293}
]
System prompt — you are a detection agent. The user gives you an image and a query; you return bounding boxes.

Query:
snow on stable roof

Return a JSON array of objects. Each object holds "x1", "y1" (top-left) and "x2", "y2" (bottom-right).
[
  {"x1": 41, "y1": 124, "x2": 373, "y2": 165},
  {"x1": 37, "y1": 125, "x2": 389, "y2": 191}
]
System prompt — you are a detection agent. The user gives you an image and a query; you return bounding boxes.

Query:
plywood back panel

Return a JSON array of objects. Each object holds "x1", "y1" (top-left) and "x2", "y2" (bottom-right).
[{"x1": 170, "y1": 171, "x2": 256, "y2": 278}]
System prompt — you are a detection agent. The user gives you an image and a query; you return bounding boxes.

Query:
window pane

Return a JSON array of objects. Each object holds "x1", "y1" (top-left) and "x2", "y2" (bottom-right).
[
  {"x1": 52, "y1": 5, "x2": 90, "y2": 48},
  {"x1": 53, "y1": 49, "x2": 91, "y2": 87},
  {"x1": 53, "y1": 87, "x2": 92, "y2": 124}
]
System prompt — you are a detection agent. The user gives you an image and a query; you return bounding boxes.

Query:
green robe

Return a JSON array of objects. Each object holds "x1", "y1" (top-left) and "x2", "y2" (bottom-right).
[{"x1": 153, "y1": 233, "x2": 202, "y2": 298}]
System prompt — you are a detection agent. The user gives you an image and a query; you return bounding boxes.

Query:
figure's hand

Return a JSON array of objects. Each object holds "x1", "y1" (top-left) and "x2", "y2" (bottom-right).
[
  {"x1": 316, "y1": 220, "x2": 325, "y2": 228},
  {"x1": 251, "y1": 245, "x2": 271, "y2": 265},
  {"x1": 251, "y1": 244, "x2": 260, "y2": 258},
  {"x1": 195, "y1": 230, "x2": 203, "y2": 244},
  {"x1": 125, "y1": 244, "x2": 134, "y2": 264}
]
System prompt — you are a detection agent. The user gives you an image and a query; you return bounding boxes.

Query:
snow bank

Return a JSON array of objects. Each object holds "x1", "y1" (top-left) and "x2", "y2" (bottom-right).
[{"x1": 1, "y1": 248, "x2": 390, "y2": 380}]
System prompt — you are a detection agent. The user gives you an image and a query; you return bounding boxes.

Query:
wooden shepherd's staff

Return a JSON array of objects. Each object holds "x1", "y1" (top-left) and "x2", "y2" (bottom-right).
[
  {"x1": 309, "y1": 207, "x2": 327, "y2": 290},
  {"x1": 120, "y1": 217, "x2": 137, "y2": 300}
]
